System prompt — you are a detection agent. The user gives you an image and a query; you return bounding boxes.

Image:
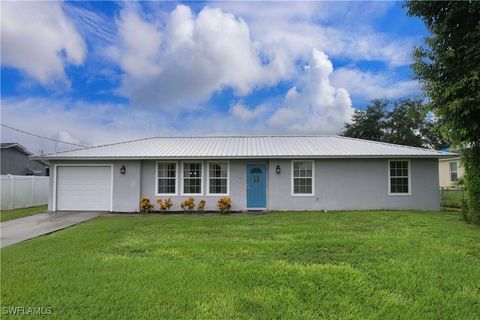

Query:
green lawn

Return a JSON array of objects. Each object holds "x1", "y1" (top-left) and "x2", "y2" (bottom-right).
[
  {"x1": 0, "y1": 205, "x2": 47, "y2": 223},
  {"x1": 1, "y1": 211, "x2": 479, "y2": 319}
]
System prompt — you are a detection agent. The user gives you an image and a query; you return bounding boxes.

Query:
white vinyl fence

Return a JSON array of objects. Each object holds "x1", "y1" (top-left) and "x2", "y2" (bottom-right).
[{"x1": 1, "y1": 175, "x2": 49, "y2": 210}]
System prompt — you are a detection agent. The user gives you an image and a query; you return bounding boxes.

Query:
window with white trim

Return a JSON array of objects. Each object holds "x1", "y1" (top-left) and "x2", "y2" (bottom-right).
[
  {"x1": 389, "y1": 160, "x2": 410, "y2": 194},
  {"x1": 157, "y1": 162, "x2": 177, "y2": 194},
  {"x1": 183, "y1": 162, "x2": 202, "y2": 194},
  {"x1": 208, "y1": 162, "x2": 228, "y2": 195},
  {"x1": 450, "y1": 161, "x2": 458, "y2": 182},
  {"x1": 292, "y1": 161, "x2": 314, "y2": 195}
]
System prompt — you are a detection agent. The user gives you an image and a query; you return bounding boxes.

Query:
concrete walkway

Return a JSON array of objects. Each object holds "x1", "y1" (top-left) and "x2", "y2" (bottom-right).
[{"x1": 1, "y1": 211, "x2": 104, "y2": 248}]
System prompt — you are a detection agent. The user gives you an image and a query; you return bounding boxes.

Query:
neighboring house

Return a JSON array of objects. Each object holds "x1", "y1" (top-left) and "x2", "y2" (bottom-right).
[
  {"x1": 34, "y1": 135, "x2": 455, "y2": 213},
  {"x1": 439, "y1": 156, "x2": 464, "y2": 188},
  {"x1": 1, "y1": 143, "x2": 49, "y2": 176}
]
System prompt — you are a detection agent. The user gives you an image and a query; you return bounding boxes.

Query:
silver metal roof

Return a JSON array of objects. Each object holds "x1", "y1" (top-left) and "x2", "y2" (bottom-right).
[{"x1": 34, "y1": 135, "x2": 457, "y2": 160}]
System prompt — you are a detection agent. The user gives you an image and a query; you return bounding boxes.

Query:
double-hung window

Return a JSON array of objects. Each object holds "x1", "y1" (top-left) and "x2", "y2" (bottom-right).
[
  {"x1": 157, "y1": 162, "x2": 177, "y2": 195},
  {"x1": 292, "y1": 160, "x2": 314, "y2": 195},
  {"x1": 182, "y1": 162, "x2": 203, "y2": 195},
  {"x1": 450, "y1": 162, "x2": 458, "y2": 182},
  {"x1": 208, "y1": 162, "x2": 229, "y2": 195},
  {"x1": 388, "y1": 160, "x2": 410, "y2": 195}
]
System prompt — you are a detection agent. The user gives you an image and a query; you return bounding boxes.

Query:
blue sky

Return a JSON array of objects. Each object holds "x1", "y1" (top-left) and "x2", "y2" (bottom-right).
[{"x1": 1, "y1": 1, "x2": 427, "y2": 153}]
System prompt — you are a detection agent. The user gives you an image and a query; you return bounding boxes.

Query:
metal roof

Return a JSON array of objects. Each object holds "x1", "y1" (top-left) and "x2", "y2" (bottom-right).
[
  {"x1": 1, "y1": 143, "x2": 32, "y2": 155},
  {"x1": 33, "y1": 135, "x2": 457, "y2": 160}
]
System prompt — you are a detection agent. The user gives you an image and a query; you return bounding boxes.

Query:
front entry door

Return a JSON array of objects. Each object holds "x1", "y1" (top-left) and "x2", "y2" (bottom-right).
[{"x1": 247, "y1": 164, "x2": 267, "y2": 209}]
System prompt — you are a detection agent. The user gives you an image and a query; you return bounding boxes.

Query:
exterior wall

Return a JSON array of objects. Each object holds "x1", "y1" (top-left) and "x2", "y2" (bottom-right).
[
  {"x1": 48, "y1": 160, "x2": 141, "y2": 212},
  {"x1": 439, "y1": 158, "x2": 464, "y2": 188},
  {"x1": 1, "y1": 148, "x2": 48, "y2": 175},
  {"x1": 268, "y1": 158, "x2": 440, "y2": 211},
  {"x1": 112, "y1": 161, "x2": 141, "y2": 212},
  {"x1": 140, "y1": 159, "x2": 260, "y2": 211},
  {"x1": 49, "y1": 158, "x2": 440, "y2": 212}
]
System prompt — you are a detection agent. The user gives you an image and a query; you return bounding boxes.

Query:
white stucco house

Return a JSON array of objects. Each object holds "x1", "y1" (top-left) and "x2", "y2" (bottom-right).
[{"x1": 34, "y1": 135, "x2": 455, "y2": 213}]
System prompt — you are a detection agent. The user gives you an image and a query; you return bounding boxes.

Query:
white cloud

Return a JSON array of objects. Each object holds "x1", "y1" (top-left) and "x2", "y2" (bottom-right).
[
  {"x1": 0, "y1": 1, "x2": 86, "y2": 85},
  {"x1": 331, "y1": 67, "x2": 420, "y2": 102},
  {"x1": 230, "y1": 103, "x2": 268, "y2": 120},
  {"x1": 216, "y1": 2, "x2": 415, "y2": 68},
  {"x1": 0, "y1": 2, "x2": 421, "y2": 146},
  {"x1": 105, "y1": 2, "x2": 416, "y2": 114},
  {"x1": 111, "y1": 6, "x2": 162, "y2": 78},
  {"x1": 268, "y1": 49, "x2": 353, "y2": 133},
  {"x1": 1, "y1": 97, "x2": 271, "y2": 155},
  {"x1": 1, "y1": 55, "x2": 353, "y2": 156},
  {"x1": 110, "y1": 5, "x2": 280, "y2": 111},
  {"x1": 0, "y1": 98, "x2": 150, "y2": 154}
]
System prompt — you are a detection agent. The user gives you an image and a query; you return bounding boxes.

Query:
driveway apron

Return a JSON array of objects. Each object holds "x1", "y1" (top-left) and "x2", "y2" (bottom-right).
[{"x1": 1, "y1": 211, "x2": 104, "y2": 248}]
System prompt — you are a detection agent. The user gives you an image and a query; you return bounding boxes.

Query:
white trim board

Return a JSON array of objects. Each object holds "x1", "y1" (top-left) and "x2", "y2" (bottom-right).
[
  {"x1": 155, "y1": 161, "x2": 179, "y2": 196},
  {"x1": 180, "y1": 161, "x2": 204, "y2": 196},
  {"x1": 387, "y1": 159, "x2": 412, "y2": 196},
  {"x1": 206, "y1": 160, "x2": 230, "y2": 196},
  {"x1": 290, "y1": 160, "x2": 315, "y2": 197}
]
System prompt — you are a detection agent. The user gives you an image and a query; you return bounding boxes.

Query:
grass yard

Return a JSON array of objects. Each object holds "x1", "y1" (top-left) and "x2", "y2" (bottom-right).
[
  {"x1": 1, "y1": 211, "x2": 479, "y2": 319},
  {"x1": 0, "y1": 205, "x2": 47, "y2": 223}
]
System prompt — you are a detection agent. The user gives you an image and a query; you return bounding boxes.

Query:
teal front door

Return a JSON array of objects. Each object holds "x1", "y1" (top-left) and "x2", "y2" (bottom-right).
[{"x1": 247, "y1": 164, "x2": 267, "y2": 208}]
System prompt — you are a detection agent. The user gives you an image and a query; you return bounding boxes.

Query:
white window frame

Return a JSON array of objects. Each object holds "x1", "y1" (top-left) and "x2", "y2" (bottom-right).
[
  {"x1": 206, "y1": 161, "x2": 230, "y2": 196},
  {"x1": 291, "y1": 160, "x2": 315, "y2": 196},
  {"x1": 181, "y1": 161, "x2": 204, "y2": 196},
  {"x1": 449, "y1": 161, "x2": 458, "y2": 182},
  {"x1": 155, "y1": 161, "x2": 178, "y2": 196},
  {"x1": 388, "y1": 159, "x2": 411, "y2": 196}
]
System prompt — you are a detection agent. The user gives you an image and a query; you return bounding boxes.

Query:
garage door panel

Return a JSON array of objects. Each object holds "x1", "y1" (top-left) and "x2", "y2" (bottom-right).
[
  {"x1": 56, "y1": 166, "x2": 112, "y2": 211},
  {"x1": 59, "y1": 185, "x2": 111, "y2": 193},
  {"x1": 59, "y1": 194, "x2": 110, "y2": 201}
]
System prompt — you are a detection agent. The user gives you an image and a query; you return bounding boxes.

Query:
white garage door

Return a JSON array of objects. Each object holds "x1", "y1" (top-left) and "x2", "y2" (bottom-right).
[{"x1": 56, "y1": 166, "x2": 112, "y2": 211}]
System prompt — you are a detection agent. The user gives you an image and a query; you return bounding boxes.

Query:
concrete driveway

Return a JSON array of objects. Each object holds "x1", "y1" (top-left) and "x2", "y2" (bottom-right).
[{"x1": 1, "y1": 211, "x2": 104, "y2": 248}]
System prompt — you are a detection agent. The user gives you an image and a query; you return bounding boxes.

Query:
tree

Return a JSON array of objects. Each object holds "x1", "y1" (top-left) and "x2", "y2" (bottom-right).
[
  {"x1": 405, "y1": 1, "x2": 480, "y2": 223},
  {"x1": 385, "y1": 98, "x2": 429, "y2": 147},
  {"x1": 341, "y1": 98, "x2": 448, "y2": 149},
  {"x1": 342, "y1": 99, "x2": 387, "y2": 141}
]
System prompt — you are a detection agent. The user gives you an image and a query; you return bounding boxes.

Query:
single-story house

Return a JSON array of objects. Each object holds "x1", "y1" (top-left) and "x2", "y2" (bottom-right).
[
  {"x1": 438, "y1": 150, "x2": 464, "y2": 188},
  {"x1": 1, "y1": 143, "x2": 49, "y2": 176},
  {"x1": 33, "y1": 135, "x2": 455, "y2": 213}
]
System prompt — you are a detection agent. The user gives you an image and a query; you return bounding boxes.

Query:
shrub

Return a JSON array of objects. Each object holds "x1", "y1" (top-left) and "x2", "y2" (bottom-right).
[
  {"x1": 198, "y1": 200, "x2": 206, "y2": 213},
  {"x1": 461, "y1": 197, "x2": 470, "y2": 222},
  {"x1": 180, "y1": 197, "x2": 195, "y2": 213},
  {"x1": 217, "y1": 197, "x2": 232, "y2": 215},
  {"x1": 157, "y1": 198, "x2": 173, "y2": 213},
  {"x1": 464, "y1": 148, "x2": 480, "y2": 224},
  {"x1": 139, "y1": 197, "x2": 154, "y2": 215}
]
